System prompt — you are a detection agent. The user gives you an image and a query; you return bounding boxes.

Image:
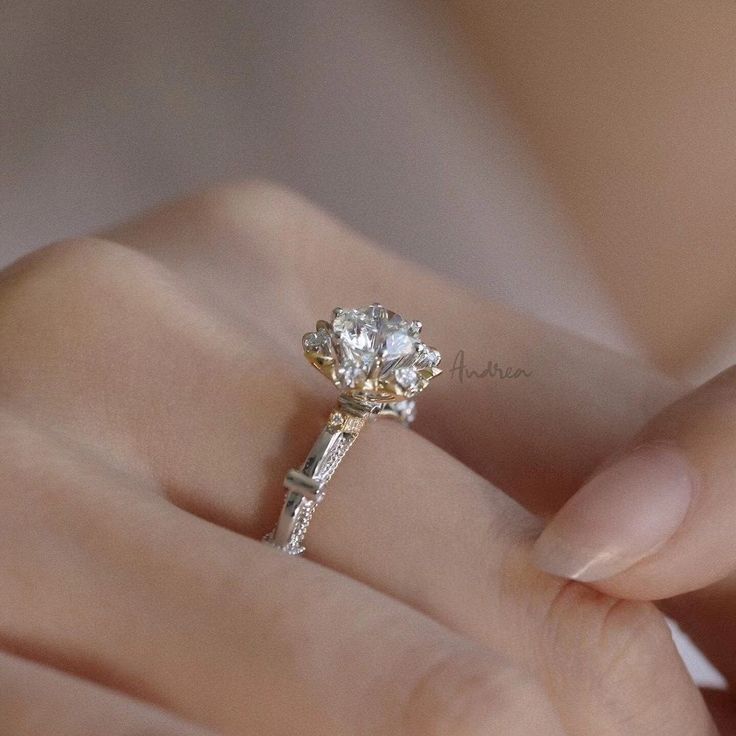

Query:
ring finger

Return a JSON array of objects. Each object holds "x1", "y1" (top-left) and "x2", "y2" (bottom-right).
[
  {"x1": 0, "y1": 191, "x2": 716, "y2": 734},
  {"x1": 0, "y1": 410, "x2": 563, "y2": 736}
]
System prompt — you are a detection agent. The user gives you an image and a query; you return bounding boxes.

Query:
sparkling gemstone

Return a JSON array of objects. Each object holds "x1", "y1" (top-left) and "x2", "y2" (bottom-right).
[
  {"x1": 391, "y1": 398, "x2": 417, "y2": 424},
  {"x1": 303, "y1": 329, "x2": 331, "y2": 353},
  {"x1": 418, "y1": 347, "x2": 441, "y2": 368},
  {"x1": 383, "y1": 329, "x2": 417, "y2": 359},
  {"x1": 394, "y1": 366, "x2": 419, "y2": 389},
  {"x1": 304, "y1": 303, "x2": 441, "y2": 401},
  {"x1": 337, "y1": 363, "x2": 366, "y2": 388},
  {"x1": 332, "y1": 308, "x2": 379, "y2": 369}
]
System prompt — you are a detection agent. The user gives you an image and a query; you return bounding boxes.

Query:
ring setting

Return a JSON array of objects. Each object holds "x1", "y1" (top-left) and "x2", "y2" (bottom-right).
[{"x1": 262, "y1": 303, "x2": 441, "y2": 555}]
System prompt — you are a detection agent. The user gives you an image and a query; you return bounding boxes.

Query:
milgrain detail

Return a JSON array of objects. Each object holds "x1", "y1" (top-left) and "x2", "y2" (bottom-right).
[
  {"x1": 262, "y1": 303, "x2": 441, "y2": 557},
  {"x1": 263, "y1": 409, "x2": 364, "y2": 556}
]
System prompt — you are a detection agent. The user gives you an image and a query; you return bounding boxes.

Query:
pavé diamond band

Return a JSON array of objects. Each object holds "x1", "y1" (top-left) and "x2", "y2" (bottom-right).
[{"x1": 262, "y1": 303, "x2": 442, "y2": 556}]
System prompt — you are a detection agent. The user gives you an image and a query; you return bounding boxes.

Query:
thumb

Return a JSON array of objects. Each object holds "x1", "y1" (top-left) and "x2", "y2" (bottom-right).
[{"x1": 532, "y1": 364, "x2": 736, "y2": 600}]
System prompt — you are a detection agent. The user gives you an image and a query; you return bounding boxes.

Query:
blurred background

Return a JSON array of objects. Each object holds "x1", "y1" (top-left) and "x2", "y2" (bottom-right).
[
  {"x1": 3, "y1": 0, "x2": 735, "y2": 684},
  {"x1": 0, "y1": 2, "x2": 662, "y2": 363},
  {"x1": 4, "y1": 3, "x2": 736, "y2": 382}
]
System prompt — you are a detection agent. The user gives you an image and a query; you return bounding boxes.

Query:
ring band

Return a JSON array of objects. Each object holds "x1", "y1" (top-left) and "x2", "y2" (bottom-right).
[
  {"x1": 262, "y1": 397, "x2": 388, "y2": 555},
  {"x1": 262, "y1": 303, "x2": 441, "y2": 556}
]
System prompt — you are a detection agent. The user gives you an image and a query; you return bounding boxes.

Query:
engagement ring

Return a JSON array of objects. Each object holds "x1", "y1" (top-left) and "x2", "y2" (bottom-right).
[{"x1": 262, "y1": 303, "x2": 442, "y2": 555}]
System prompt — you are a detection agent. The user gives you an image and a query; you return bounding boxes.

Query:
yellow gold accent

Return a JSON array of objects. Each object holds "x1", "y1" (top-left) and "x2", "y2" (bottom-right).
[
  {"x1": 325, "y1": 409, "x2": 368, "y2": 434},
  {"x1": 342, "y1": 413, "x2": 366, "y2": 434},
  {"x1": 326, "y1": 410, "x2": 343, "y2": 431}
]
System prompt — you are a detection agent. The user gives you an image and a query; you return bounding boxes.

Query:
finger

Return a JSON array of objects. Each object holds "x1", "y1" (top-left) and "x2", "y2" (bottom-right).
[
  {"x1": 1, "y1": 212, "x2": 714, "y2": 732},
  {"x1": 0, "y1": 650, "x2": 214, "y2": 736},
  {"x1": 0, "y1": 393, "x2": 713, "y2": 735},
  {"x1": 0, "y1": 411, "x2": 565, "y2": 736},
  {"x1": 5, "y1": 377, "x2": 711, "y2": 734},
  {"x1": 96, "y1": 183, "x2": 735, "y2": 688},
  {"x1": 533, "y1": 364, "x2": 736, "y2": 601},
  {"x1": 308, "y1": 420, "x2": 716, "y2": 736},
  {"x1": 3, "y1": 417, "x2": 715, "y2": 736},
  {"x1": 101, "y1": 181, "x2": 688, "y2": 514}
]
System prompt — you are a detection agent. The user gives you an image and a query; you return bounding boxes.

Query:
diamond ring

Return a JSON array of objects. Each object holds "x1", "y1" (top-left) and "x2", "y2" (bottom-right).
[{"x1": 262, "y1": 303, "x2": 442, "y2": 555}]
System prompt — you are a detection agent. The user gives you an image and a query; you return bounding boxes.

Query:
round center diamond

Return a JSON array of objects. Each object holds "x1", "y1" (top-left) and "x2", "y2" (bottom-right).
[{"x1": 302, "y1": 303, "x2": 441, "y2": 402}]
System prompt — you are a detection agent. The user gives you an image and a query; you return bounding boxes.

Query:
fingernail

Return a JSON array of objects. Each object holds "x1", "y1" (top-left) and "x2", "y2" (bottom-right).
[{"x1": 532, "y1": 444, "x2": 694, "y2": 582}]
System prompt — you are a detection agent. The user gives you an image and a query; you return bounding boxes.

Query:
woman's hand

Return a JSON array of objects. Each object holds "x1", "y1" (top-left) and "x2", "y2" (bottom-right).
[
  {"x1": 0, "y1": 183, "x2": 721, "y2": 735},
  {"x1": 533, "y1": 354, "x2": 736, "y2": 734}
]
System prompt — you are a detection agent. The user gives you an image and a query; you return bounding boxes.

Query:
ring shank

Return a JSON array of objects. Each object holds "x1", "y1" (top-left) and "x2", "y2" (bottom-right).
[{"x1": 262, "y1": 403, "x2": 369, "y2": 555}]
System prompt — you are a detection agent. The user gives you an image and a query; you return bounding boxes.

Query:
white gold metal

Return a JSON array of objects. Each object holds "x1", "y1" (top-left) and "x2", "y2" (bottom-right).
[
  {"x1": 262, "y1": 303, "x2": 440, "y2": 556},
  {"x1": 262, "y1": 399, "x2": 374, "y2": 555}
]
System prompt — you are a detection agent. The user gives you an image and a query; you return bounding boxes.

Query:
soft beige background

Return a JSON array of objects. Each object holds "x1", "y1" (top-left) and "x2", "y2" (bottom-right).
[
  {"x1": 1, "y1": 0, "x2": 730, "y2": 685},
  {"x1": 0, "y1": 1, "x2": 640, "y2": 356}
]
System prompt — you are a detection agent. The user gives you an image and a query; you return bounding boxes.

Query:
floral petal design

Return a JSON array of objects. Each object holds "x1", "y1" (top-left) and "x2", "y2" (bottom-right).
[{"x1": 303, "y1": 303, "x2": 441, "y2": 403}]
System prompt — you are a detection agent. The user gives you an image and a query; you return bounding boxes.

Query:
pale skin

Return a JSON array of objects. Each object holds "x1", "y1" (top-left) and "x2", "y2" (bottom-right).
[{"x1": 1, "y1": 182, "x2": 735, "y2": 734}]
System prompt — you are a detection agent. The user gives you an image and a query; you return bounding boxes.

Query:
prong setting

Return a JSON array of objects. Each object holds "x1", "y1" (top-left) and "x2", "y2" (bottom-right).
[{"x1": 302, "y1": 303, "x2": 441, "y2": 403}]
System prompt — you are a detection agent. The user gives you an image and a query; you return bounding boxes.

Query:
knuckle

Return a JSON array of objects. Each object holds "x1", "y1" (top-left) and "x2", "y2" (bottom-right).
[
  {"x1": 172, "y1": 179, "x2": 363, "y2": 268},
  {"x1": 1, "y1": 236, "x2": 161, "y2": 308},
  {"x1": 122, "y1": 180, "x2": 331, "y2": 279},
  {"x1": 597, "y1": 596, "x2": 674, "y2": 680},
  {"x1": 543, "y1": 579, "x2": 673, "y2": 687},
  {"x1": 1, "y1": 235, "x2": 176, "y2": 323},
  {"x1": 403, "y1": 648, "x2": 555, "y2": 736},
  {"x1": 11, "y1": 236, "x2": 134, "y2": 273},
  {"x1": 172, "y1": 179, "x2": 316, "y2": 239},
  {"x1": 0, "y1": 237, "x2": 190, "y2": 393}
]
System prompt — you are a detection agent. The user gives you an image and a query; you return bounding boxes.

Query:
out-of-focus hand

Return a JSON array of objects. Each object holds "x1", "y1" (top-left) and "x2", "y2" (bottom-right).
[
  {"x1": 534, "y1": 354, "x2": 736, "y2": 734},
  {"x1": 0, "y1": 183, "x2": 721, "y2": 734}
]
